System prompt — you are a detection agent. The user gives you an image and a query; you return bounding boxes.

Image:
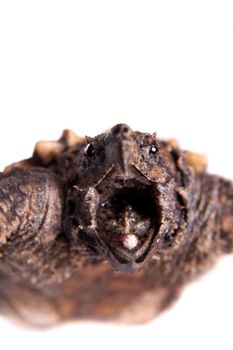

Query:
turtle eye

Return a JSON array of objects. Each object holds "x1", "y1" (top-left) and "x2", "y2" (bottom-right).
[
  {"x1": 84, "y1": 143, "x2": 95, "y2": 158},
  {"x1": 149, "y1": 145, "x2": 158, "y2": 156},
  {"x1": 140, "y1": 143, "x2": 159, "y2": 162}
]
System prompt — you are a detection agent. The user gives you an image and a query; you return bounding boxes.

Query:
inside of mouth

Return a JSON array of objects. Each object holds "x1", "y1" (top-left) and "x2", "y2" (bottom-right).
[{"x1": 96, "y1": 183, "x2": 160, "y2": 263}]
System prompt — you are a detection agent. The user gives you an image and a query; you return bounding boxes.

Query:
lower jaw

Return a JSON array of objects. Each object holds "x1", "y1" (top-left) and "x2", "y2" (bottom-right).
[{"x1": 96, "y1": 184, "x2": 160, "y2": 270}]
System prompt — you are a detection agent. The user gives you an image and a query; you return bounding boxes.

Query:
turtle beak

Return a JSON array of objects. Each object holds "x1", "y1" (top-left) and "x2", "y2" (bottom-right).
[
  {"x1": 105, "y1": 124, "x2": 136, "y2": 176},
  {"x1": 115, "y1": 139, "x2": 132, "y2": 176}
]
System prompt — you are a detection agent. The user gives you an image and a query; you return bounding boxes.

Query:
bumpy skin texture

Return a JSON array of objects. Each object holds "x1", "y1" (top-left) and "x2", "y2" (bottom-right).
[{"x1": 0, "y1": 124, "x2": 232, "y2": 326}]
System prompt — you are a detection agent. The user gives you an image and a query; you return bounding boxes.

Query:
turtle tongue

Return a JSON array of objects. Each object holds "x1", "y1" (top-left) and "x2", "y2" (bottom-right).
[{"x1": 121, "y1": 234, "x2": 138, "y2": 250}]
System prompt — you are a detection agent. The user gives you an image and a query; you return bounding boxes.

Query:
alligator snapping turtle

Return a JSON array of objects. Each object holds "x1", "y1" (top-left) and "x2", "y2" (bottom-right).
[{"x1": 0, "y1": 124, "x2": 232, "y2": 326}]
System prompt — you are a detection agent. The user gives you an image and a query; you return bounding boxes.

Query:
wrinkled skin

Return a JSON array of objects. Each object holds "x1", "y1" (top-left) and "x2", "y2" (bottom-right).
[{"x1": 0, "y1": 124, "x2": 232, "y2": 326}]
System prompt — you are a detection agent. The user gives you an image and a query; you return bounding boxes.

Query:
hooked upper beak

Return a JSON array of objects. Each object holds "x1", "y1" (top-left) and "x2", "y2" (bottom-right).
[{"x1": 107, "y1": 124, "x2": 136, "y2": 176}]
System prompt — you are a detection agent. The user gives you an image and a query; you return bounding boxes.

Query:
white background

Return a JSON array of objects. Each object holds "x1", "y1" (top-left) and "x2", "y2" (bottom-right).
[{"x1": 0, "y1": 1, "x2": 233, "y2": 349}]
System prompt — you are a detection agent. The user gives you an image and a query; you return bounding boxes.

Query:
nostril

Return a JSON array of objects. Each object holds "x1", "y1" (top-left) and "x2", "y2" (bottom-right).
[
  {"x1": 122, "y1": 126, "x2": 129, "y2": 134},
  {"x1": 112, "y1": 125, "x2": 121, "y2": 136},
  {"x1": 112, "y1": 124, "x2": 132, "y2": 138}
]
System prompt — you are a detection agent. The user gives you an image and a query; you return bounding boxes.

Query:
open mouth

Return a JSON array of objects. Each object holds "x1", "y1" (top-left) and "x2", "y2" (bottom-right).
[{"x1": 96, "y1": 180, "x2": 161, "y2": 267}]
